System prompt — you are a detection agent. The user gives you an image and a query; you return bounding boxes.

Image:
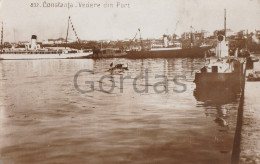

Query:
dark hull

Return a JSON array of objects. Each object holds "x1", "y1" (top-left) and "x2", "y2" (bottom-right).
[
  {"x1": 194, "y1": 72, "x2": 243, "y2": 91},
  {"x1": 193, "y1": 85, "x2": 240, "y2": 104},
  {"x1": 193, "y1": 72, "x2": 244, "y2": 105},
  {"x1": 86, "y1": 52, "x2": 127, "y2": 59},
  {"x1": 126, "y1": 46, "x2": 212, "y2": 58}
]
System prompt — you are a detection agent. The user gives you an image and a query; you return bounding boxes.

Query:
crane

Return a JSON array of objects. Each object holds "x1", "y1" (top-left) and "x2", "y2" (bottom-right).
[{"x1": 127, "y1": 28, "x2": 143, "y2": 49}]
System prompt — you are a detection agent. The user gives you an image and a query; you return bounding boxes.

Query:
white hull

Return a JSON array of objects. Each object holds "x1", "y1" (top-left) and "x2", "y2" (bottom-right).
[{"x1": 0, "y1": 52, "x2": 93, "y2": 60}]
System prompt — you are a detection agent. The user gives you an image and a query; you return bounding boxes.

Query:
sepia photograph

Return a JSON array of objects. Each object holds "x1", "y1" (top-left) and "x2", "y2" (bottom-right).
[{"x1": 0, "y1": 0, "x2": 260, "y2": 163}]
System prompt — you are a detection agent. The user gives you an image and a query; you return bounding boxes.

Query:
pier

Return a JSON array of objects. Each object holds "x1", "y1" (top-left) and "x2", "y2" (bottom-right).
[
  {"x1": 239, "y1": 81, "x2": 260, "y2": 163},
  {"x1": 232, "y1": 58, "x2": 260, "y2": 163}
]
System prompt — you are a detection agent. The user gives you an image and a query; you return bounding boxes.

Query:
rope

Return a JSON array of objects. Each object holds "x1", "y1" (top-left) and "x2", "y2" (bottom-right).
[{"x1": 69, "y1": 16, "x2": 80, "y2": 43}]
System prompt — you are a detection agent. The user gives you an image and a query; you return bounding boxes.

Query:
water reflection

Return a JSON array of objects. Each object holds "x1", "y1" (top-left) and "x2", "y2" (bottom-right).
[
  {"x1": 194, "y1": 85, "x2": 241, "y2": 128},
  {"x1": 194, "y1": 86, "x2": 241, "y2": 106}
]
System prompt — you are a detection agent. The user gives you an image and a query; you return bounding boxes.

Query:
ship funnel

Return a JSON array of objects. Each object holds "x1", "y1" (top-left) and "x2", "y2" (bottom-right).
[
  {"x1": 31, "y1": 35, "x2": 37, "y2": 50},
  {"x1": 31, "y1": 35, "x2": 37, "y2": 40},
  {"x1": 216, "y1": 9, "x2": 229, "y2": 57},
  {"x1": 216, "y1": 31, "x2": 229, "y2": 57},
  {"x1": 163, "y1": 34, "x2": 168, "y2": 48}
]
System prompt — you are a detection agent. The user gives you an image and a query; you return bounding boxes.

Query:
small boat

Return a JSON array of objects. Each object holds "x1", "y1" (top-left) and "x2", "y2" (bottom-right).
[
  {"x1": 250, "y1": 56, "x2": 259, "y2": 62},
  {"x1": 247, "y1": 71, "x2": 260, "y2": 81},
  {"x1": 194, "y1": 9, "x2": 246, "y2": 91},
  {"x1": 194, "y1": 56, "x2": 246, "y2": 90}
]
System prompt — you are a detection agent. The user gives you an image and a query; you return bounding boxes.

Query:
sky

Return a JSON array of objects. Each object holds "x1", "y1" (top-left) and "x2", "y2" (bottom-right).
[{"x1": 0, "y1": 0, "x2": 260, "y2": 42}]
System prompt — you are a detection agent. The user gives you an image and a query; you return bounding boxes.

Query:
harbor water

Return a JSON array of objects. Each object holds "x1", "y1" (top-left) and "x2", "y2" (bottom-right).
[{"x1": 0, "y1": 58, "x2": 257, "y2": 163}]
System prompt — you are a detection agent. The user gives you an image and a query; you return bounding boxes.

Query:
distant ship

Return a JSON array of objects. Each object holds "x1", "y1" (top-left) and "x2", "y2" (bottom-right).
[
  {"x1": 0, "y1": 17, "x2": 93, "y2": 60},
  {"x1": 126, "y1": 29, "x2": 212, "y2": 58},
  {"x1": 87, "y1": 41, "x2": 127, "y2": 58}
]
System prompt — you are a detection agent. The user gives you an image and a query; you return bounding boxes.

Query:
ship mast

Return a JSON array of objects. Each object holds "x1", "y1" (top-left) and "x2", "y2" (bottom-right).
[
  {"x1": 65, "y1": 16, "x2": 81, "y2": 50},
  {"x1": 246, "y1": 29, "x2": 248, "y2": 49},
  {"x1": 138, "y1": 28, "x2": 144, "y2": 50},
  {"x1": 190, "y1": 26, "x2": 193, "y2": 48},
  {"x1": 224, "y1": 8, "x2": 226, "y2": 40},
  {"x1": 65, "y1": 16, "x2": 70, "y2": 49},
  {"x1": 1, "y1": 22, "x2": 3, "y2": 53}
]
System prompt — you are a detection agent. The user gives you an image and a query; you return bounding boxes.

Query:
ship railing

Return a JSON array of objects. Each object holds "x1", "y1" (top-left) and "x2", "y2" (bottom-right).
[
  {"x1": 2, "y1": 51, "x2": 61, "y2": 54},
  {"x1": 1, "y1": 51, "x2": 68, "y2": 54},
  {"x1": 1, "y1": 50, "x2": 92, "y2": 54}
]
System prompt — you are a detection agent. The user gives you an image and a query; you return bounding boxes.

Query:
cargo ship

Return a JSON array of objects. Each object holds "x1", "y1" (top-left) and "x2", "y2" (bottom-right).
[
  {"x1": 0, "y1": 17, "x2": 93, "y2": 60},
  {"x1": 126, "y1": 29, "x2": 212, "y2": 58}
]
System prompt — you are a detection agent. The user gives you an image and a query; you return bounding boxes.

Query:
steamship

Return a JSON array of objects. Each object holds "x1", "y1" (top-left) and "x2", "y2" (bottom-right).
[
  {"x1": 0, "y1": 35, "x2": 92, "y2": 60},
  {"x1": 0, "y1": 17, "x2": 93, "y2": 60},
  {"x1": 126, "y1": 31, "x2": 212, "y2": 58}
]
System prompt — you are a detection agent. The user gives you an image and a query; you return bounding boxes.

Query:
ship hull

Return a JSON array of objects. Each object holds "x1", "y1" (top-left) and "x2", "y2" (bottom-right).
[
  {"x1": 193, "y1": 84, "x2": 240, "y2": 104},
  {"x1": 0, "y1": 52, "x2": 93, "y2": 60},
  {"x1": 126, "y1": 46, "x2": 212, "y2": 58},
  {"x1": 194, "y1": 72, "x2": 242, "y2": 91}
]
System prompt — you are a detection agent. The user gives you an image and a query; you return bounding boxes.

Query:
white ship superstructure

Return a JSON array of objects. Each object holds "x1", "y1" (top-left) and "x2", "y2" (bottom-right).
[{"x1": 0, "y1": 17, "x2": 93, "y2": 60}]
